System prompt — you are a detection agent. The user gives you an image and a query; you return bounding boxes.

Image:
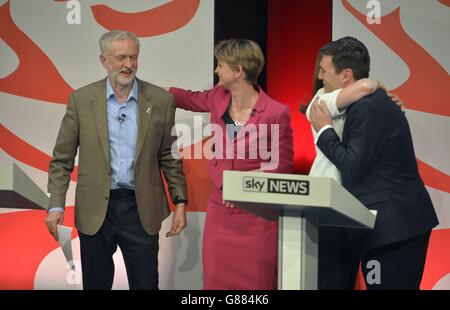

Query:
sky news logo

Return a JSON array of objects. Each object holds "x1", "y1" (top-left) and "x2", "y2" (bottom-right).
[{"x1": 243, "y1": 177, "x2": 309, "y2": 195}]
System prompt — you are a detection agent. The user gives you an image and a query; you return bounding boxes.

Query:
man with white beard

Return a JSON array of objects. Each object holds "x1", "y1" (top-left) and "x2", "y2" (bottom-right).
[{"x1": 45, "y1": 30, "x2": 188, "y2": 289}]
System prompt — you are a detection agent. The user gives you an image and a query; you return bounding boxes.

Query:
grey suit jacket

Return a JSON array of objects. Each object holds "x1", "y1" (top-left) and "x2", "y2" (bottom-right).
[{"x1": 48, "y1": 78, "x2": 187, "y2": 235}]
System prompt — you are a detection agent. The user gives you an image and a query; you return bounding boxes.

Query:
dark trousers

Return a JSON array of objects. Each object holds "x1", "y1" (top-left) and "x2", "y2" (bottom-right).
[
  {"x1": 79, "y1": 190, "x2": 159, "y2": 290},
  {"x1": 318, "y1": 227, "x2": 431, "y2": 290}
]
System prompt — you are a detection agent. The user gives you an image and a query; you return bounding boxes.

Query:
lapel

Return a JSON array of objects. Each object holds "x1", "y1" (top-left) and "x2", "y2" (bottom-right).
[
  {"x1": 233, "y1": 86, "x2": 267, "y2": 143},
  {"x1": 216, "y1": 90, "x2": 231, "y2": 121},
  {"x1": 214, "y1": 89, "x2": 232, "y2": 144},
  {"x1": 90, "y1": 79, "x2": 110, "y2": 170},
  {"x1": 134, "y1": 79, "x2": 153, "y2": 163},
  {"x1": 214, "y1": 85, "x2": 268, "y2": 145},
  {"x1": 244, "y1": 86, "x2": 267, "y2": 128}
]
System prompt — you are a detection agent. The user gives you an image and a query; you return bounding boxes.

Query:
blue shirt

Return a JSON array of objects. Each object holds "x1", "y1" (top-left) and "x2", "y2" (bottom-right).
[
  {"x1": 106, "y1": 78, "x2": 138, "y2": 190},
  {"x1": 49, "y1": 79, "x2": 139, "y2": 212}
]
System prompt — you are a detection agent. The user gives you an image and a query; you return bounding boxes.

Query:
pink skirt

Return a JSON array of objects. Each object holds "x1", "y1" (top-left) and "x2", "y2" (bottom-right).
[{"x1": 202, "y1": 187, "x2": 278, "y2": 290}]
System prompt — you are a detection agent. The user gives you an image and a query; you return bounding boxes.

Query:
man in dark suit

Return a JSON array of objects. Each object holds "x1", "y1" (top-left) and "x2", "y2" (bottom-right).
[
  {"x1": 45, "y1": 30, "x2": 188, "y2": 289},
  {"x1": 309, "y1": 36, "x2": 438, "y2": 290}
]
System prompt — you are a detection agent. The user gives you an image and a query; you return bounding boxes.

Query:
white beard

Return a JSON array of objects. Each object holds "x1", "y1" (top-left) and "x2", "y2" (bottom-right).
[{"x1": 110, "y1": 70, "x2": 136, "y2": 87}]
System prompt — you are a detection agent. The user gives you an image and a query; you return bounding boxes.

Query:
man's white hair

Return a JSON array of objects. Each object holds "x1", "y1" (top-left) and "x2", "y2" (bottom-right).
[{"x1": 99, "y1": 30, "x2": 140, "y2": 55}]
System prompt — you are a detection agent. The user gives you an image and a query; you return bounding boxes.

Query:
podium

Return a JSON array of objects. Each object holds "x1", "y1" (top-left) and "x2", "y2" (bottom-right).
[
  {"x1": 0, "y1": 162, "x2": 49, "y2": 210},
  {"x1": 223, "y1": 171, "x2": 376, "y2": 290}
]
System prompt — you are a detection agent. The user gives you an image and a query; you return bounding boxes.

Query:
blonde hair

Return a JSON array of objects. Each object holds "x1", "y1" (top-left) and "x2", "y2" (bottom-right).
[
  {"x1": 214, "y1": 39, "x2": 265, "y2": 85},
  {"x1": 99, "y1": 30, "x2": 140, "y2": 55}
]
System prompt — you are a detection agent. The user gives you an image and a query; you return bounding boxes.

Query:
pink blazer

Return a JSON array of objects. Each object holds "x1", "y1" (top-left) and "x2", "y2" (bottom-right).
[{"x1": 170, "y1": 85, "x2": 294, "y2": 190}]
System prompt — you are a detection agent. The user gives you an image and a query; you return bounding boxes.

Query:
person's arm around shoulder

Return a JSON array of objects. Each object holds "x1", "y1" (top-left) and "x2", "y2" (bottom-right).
[
  {"x1": 336, "y1": 78, "x2": 405, "y2": 110},
  {"x1": 164, "y1": 85, "x2": 222, "y2": 113},
  {"x1": 307, "y1": 78, "x2": 378, "y2": 123},
  {"x1": 335, "y1": 78, "x2": 378, "y2": 110},
  {"x1": 311, "y1": 78, "x2": 378, "y2": 125}
]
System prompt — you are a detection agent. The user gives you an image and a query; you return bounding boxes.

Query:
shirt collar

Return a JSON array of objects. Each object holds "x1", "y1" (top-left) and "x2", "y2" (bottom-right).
[{"x1": 106, "y1": 78, "x2": 138, "y2": 102}]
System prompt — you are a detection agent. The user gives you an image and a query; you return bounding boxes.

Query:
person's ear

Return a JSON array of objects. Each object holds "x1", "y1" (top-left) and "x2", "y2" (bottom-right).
[
  {"x1": 236, "y1": 65, "x2": 245, "y2": 79},
  {"x1": 99, "y1": 54, "x2": 108, "y2": 69},
  {"x1": 341, "y1": 68, "x2": 354, "y2": 83}
]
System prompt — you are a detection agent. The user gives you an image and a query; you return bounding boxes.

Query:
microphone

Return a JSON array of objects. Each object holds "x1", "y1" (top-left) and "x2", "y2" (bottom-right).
[{"x1": 116, "y1": 113, "x2": 127, "y2": 124}]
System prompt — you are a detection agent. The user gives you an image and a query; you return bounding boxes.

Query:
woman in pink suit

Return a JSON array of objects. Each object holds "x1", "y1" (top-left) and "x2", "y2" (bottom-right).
[{"x1": 169, "y1": 39, "x2": 293, "y2": 289}]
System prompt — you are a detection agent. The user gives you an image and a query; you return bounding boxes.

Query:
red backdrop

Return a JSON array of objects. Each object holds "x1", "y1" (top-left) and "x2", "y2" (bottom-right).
[{"x1": 267, "y1": 0, "x2": 332, "y2": 174}]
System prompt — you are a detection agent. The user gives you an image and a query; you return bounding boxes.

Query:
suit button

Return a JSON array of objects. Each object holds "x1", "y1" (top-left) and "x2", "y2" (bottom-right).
[{"x1": 105, "y1": 196, "x2": 108, "y2": 200}]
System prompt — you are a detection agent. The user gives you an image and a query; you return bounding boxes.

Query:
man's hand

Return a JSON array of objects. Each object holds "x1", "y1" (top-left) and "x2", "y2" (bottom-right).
[
  {"x1": 45, "y1": 211, "x2": 64, "y2": 241},
  {"x1": 309, "y1": 98, "x2": 332, "y2": 132},
  {"x1": 166, "y1": 203, "x2": 187, "y2": 237}
]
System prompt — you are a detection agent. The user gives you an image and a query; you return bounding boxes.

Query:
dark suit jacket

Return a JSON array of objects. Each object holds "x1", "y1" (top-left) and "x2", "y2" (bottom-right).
[
  {"x1": 48, "y1": 78, "x2": 187, "y2": 235},
  {"x1": 317, "y1": 88, "x2": 438, "y2": 249}
]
